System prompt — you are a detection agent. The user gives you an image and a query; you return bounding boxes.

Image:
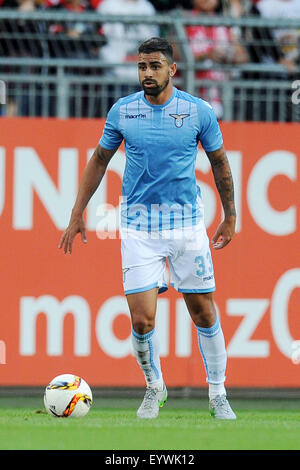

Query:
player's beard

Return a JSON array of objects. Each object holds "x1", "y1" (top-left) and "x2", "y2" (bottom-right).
[{"x1": 142, "y1": 76, "x2": 170, "y2": 97}]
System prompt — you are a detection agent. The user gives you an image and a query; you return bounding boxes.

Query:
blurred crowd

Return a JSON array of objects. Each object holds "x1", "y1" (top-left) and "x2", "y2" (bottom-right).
[{"x1": 0, "y1": 0, "x2": 299, "y2": 119}]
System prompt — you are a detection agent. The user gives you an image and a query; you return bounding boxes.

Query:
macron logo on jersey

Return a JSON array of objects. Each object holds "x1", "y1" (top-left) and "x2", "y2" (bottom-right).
[
  {"x1": 169, "y1": 113, "x2": 190, "y2": 128},
  {"x1": 125, "y1": 113, "x2": 146, "y2": 119}
]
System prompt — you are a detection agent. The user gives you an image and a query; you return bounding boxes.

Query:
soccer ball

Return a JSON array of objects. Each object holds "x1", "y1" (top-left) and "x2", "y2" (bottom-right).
[{"x1": 44, "y1": 374, "x2": 93, "y2": 418}]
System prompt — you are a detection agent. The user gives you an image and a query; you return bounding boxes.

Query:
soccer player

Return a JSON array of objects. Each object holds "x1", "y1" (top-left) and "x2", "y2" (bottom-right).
[{"x1": 59, "y1": 37, "x2": 237, "y2": 420}]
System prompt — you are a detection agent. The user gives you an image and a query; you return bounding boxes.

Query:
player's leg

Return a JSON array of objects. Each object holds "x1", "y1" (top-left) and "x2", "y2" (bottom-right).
[
  {"x1": 127, "y1": 288, "x2": 164, "y2": 390},
  {"x1": 183, "y1": 292, "x2": 236, "y2": 420},
  {"x1": 168, "y1": 222, "x2": 236, "y2": 419},
  {"x1": 127, "y1": 287, "x2": 158, "y2": 335},
  {"x1": 184, "y1": 291, "x2": 227, "y2": 397},
  {"x1": 126, "y1": 288, "x2": 167, "y2": 419},
  {"x1": 121, "y1": 229, "x2": 169, "y2": 418},
  {"x1": 183, "y1": 293, "x2": 226, "y2": 394}
]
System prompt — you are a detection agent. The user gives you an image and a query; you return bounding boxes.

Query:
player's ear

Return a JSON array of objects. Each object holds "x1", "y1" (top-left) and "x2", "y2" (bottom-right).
[{"x1": 169, "y1": 63, "x2": 177, "y2": 77}]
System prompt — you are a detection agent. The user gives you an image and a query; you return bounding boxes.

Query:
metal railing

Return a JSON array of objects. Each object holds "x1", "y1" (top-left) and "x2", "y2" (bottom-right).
[{"x1": 0, "y1": 9, "x2": 299, "y2": 121}]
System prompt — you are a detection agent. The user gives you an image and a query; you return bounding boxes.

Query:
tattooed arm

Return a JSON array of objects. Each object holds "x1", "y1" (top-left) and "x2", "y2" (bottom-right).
[
  {"x1": 206, "y1": 145, "x2": 236, "y2": 250},
  {"x1": 59, "y1": 144, "x2": 118, "y2": 254}
]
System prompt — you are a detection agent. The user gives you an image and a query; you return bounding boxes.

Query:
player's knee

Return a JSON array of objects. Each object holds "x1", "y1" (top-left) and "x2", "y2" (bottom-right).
[
  {"x1": 186, "y1": 294, "x2": 217, "y2": 328},
  {"x1": 193, "y1": 308, "x2": 216, "y2": 328},
  {"x1": 132, "y1": 315, "x2": 155, "y2": 335}
]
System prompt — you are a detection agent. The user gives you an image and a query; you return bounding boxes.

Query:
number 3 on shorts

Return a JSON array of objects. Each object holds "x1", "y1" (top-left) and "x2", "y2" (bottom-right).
[{"x1": 194, "y1": 252, "x2": 213, "y2": 277}]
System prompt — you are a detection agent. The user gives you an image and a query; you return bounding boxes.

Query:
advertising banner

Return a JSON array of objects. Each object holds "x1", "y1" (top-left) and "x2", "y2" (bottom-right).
[{"x1": 0, "y1": 118, "x2": 299, "y2": 387}]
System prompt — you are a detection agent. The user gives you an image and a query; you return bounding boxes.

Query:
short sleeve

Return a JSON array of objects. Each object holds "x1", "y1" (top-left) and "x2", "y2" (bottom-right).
[
  {"x1": 197, "y1": 100, "x2": 223, "y2": 152},
  {"x1": 99, "y1": 101, "x2": 123, "y2": 150}
]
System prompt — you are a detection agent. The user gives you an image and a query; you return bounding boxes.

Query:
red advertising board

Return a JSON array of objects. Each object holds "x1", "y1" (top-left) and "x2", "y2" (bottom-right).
[{"x1": 0, "y1": 118, "x2": 299, "y2": 388}]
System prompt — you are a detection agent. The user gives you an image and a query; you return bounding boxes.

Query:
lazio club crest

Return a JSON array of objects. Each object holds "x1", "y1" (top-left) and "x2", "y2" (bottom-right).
[{"x1": 169, "y1": 113, "x2": 190, "y2": 128}]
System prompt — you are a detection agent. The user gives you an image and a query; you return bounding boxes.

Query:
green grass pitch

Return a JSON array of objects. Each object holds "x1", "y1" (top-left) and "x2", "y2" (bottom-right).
[{"x1": 0, "y1": 395, "x2": 299, "y2": 450}]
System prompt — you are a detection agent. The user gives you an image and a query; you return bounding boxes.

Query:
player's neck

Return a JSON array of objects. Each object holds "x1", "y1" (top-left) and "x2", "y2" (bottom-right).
[{"x1": 144, "y1": 84, "x2": 174, "y2": 106}]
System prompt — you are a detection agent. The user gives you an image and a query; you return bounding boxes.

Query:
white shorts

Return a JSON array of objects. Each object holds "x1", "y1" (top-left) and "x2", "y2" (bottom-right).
[{"x1": 121, "y1": 221, "x2": 216, "y2": 295}]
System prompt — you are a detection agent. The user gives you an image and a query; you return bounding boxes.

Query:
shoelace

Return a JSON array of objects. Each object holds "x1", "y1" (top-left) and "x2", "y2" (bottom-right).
[
  {"x1": 211, "y1": 395, "x2": 231, "y2": 413},
  {"x1": 142, "y1": 388, "x2": 158, "y2": 409}
]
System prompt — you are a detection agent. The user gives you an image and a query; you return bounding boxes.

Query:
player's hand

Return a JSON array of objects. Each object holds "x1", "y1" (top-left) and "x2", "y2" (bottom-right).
[
  {"x1": 58, "y1": 212, "x2": 87, "y2": 254},
  {"x1": 211, "y1": 217, "x2": 236, "y2": 250}
]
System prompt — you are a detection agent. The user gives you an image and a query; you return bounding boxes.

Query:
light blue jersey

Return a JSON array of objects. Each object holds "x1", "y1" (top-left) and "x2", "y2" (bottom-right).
[{"x1": 99, "y1": 87, "x2": 223, "y2": 231}]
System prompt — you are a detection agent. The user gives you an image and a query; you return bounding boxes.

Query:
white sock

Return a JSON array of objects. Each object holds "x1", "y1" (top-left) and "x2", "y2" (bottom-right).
[
  {"x1": 208, "y1": 382, "x2": 226, "y2": 399},
  {"x1": 131, "y1": 327, "x2": 164, "y2": 390},
  {"x1": 196, "y1": 317, "x2": 227, "y2": 400}
]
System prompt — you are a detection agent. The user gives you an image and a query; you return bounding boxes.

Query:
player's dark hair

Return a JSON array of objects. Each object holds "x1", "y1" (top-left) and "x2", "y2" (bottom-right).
[{"x1": 138, "y1": 37, "x2": 174, "y2": 64}]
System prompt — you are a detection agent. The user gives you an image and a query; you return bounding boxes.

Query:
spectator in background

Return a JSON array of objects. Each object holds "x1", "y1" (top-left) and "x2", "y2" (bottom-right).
[
  {"x1": 88, "y1": 0, "x2": 103, "y2": 8},
  {"x1": 186, "y1": 0, "x2": 248, "y2": 118},
  {"x1": 48, "y1": 0, "x2": 105, "y2": 59},
  {"x1": 225, "y1": 0, "x2": 300, "y2": 71},
  {"x1": 47, "y1": 0, "x2": 106, "y2": 117},
  {"x1": 0, "y1": 0, "x2": 50, "y2": 116},
  {"x1": 256, "y1": 0, "x2": 300, "y2": 73},
  {"x1": 97, "y1": 0, "x2": 159, "y2": 81},
  {"x1": 1, "y1": 0, "x2": 34, "y2": 7},
  {"x1": 237, "y1": 0, "x2": 299, "y2": 120},
  {"x1": 0, "y1": 0, "x2": 105, "y2": 116},
  {"x1": 239, "y1": 1, "x2": 283, "y2": 69},
  {"x1": 219, "y1": 0, "x2": 244, "y2": 16},
  {"x1": 148, "y1": 0, "x2": 192, "y2": 11}
]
